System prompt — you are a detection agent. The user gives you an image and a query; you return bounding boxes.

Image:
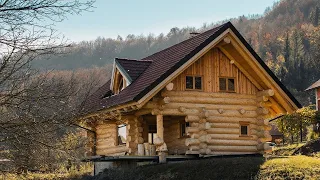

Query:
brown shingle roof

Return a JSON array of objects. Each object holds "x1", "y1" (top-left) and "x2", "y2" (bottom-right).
[
  {"x1": 305, "y1": 79, "x2": 320, "y2": 91},
  {"x1": 115, "y1": 58, "x2": 152, "y2": 82},
  {"x1": 84, "y1": 22, "x2": 301, "y2": 114}
]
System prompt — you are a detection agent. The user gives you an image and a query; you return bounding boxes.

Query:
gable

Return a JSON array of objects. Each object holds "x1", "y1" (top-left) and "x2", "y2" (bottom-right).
[{"x1": 171, "y1": 48, "x2": 258, "y2": 95}]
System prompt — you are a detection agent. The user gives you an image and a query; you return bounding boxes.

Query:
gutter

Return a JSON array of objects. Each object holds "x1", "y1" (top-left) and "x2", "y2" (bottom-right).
[
  {"x1": 72, "y1": 123, "x2": 96, "y2": 156},
  {"x1": 268, "y1": 114, "x2": 285, "y2": 122}
]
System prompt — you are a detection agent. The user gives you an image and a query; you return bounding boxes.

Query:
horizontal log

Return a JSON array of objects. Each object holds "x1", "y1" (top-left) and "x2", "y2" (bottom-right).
[
  {"x1": 257, "y1": 89, "x2": 274, "y2": 97},
  {"x1": 164, "y1": 102, "x2": 258, "y2": 111},
  {"x1": 206, "y1": 109, "x2": 258, "y2": 118},
  {"x1": 95, "y1": 128, "x2": 117, "y2": 134},
  {"x1": 207, "y1": 128, "x2": 239, "y2": 134},
  {"x1": 206, "y1": 139, "x2": 258, "y2": 146},
  {"x1": 135, "y1": 108, "x2": 152, "y2": 116},
  {"x1": 206, "y1": 116, "x2": 258, "y2": 124},
  {"x1": 208, "y1": 134, "x2": 258, "y2": 140},
  {"x1": 199, "y1": 143, "x2": 208, "y2": 149},
  {"x1": 186, "y1": 127, "x2": 200, "y2": 133},
  {"x1": 191, "y1": 134, "x2": 200, "y2": 139},
  {"x1": 256, "y1": 107, "x2": 269, "y2": 115},
  {"x1": 257, "y1": 96, "x2": 269, "y2": 102},
  {"x1": 207, "y1": 145, "x2": 257, "y2": 152},
  {"x1": 152, "y1": 109, "x2": 198, "y2": 116},
  {"x1": 211, "y1": 123, "x2": 239, "y2": 129},
  {"x1": 185, "y1": 115, "x2": 200, "y2": 122},
  {"x1": 162, "y1": 91, "x2": 256, "y2": 99},
  {"x1": 189, "y1": 146, "x2": 200, "y2": 151},
  {"x1": 96, "y1": 145, "x2": 129, "y2": 155},
  {"x1": 169, "y1": 96, "x2": 257, "y2": 105},
  {"x1": 185, "y1": 138, "x2": 200, "y2": 146},
  {"x1": 96, "y1": 133, "x2": 113, "y2": 139}
]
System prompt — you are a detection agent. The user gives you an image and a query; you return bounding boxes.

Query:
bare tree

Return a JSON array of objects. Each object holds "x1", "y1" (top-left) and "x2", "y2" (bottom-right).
[{"x1": 0, "y1": 0, "x2": 97, "y2": 172}]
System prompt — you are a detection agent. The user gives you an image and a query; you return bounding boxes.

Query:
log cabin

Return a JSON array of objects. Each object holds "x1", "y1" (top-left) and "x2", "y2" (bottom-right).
[
  {"x1": 80, "y1": 22, "x2": 301, "y2": 165},
  {"x1": 306, "y1": 79, "x2": 320, "y2": 111}
]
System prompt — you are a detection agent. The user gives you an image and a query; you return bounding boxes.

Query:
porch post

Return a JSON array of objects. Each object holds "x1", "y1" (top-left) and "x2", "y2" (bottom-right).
[
  {"x1": 156, "y1": 114, "x2": 164, "y2": 140},
  {"x1": 156, "y1": 114, "x2": 166, "y2": 163}
]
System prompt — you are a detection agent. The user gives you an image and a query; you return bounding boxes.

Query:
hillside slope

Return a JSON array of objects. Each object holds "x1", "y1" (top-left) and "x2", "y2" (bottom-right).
[{"x1": 34, "y1": 0, "x2": 320, "y2": 105}]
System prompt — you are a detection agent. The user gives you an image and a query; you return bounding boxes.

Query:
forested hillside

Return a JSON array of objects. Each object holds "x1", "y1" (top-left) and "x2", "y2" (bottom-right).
[{"x1": 33, "y1": 0, "x2": 320, "y2": 105}]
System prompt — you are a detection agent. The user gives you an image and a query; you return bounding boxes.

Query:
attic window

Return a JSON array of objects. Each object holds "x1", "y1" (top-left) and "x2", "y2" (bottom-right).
[
  {"x1": 186, "y1": 76, "x2": 202, "y2": 90},
  {"x1": 219, "y1": 77, "x2": 235, "y2": 92}
]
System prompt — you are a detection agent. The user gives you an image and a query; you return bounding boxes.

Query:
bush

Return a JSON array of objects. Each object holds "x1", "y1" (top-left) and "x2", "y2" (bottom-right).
[{"x1": 307, "y1": 126, "x2": 319, "y2": 141}]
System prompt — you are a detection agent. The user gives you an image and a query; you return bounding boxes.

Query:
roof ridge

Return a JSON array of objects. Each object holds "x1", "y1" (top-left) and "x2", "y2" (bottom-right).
[
  {"x1": 142, "y1": 22, "x2": 228, "y2": 60},
  {"x1": 115, "y1": 58, "x2": 153, "y2": 62}
]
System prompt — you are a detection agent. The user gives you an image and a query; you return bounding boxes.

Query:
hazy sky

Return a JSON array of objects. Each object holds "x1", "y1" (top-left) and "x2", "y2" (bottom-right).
[{"x1": 53, "y1": 0, "x2": 277, "y2": 42}]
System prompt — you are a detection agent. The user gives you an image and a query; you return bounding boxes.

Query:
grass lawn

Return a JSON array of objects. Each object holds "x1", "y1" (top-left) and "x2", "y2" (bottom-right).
[{"x1": 258, "y1": 155, "x2": 320, "y2": 180}]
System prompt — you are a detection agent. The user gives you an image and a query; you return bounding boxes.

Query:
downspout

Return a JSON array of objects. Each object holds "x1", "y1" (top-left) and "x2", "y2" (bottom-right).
[{"x1": 72, "y1": 123, "x2": 96, "y2": 156}]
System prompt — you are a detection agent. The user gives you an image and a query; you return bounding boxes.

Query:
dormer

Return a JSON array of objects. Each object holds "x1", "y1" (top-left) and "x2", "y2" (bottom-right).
[{"x1": 110, "y1": 58, "x2": 152, "y2": 94}]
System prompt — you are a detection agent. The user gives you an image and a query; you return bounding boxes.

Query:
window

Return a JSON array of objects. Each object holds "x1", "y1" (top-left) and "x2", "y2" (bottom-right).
[
  {"x1": 239, "y1": 122, "x2": 249, "y2": 136},
  {"x1": 118, "y1": 78, "x2": 124, "y2": 91},
  {"x1": 219, "y1": 77, "x2": 235, "y2": 92},
  {"x1": 185, "y1": 76, "x2": 202, "y2": 90},
  {"x1": 180, "y1": 122, "x2": 190, "y2": 137},
  {"x1": 117, "y1": 124, "x2": 127, "y2": 145},
  {"x1": 148, "y1": 124, "x2": 157, "y2": 144}
]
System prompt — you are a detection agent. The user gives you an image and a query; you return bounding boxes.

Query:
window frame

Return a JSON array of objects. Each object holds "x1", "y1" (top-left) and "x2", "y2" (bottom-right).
[
  {"x1": 239, "y1": 121, "x2": 250, "y2": 137},
  {"x1": 185, "y1": 75, "x2": 203, "y2": 91},
  {"x1": 148, "y1": 124, "x2": 157, "y2": 144},
  {"x1": 219, "y1": 76, "x2": 236, "y2": 93},
  {"x1": 180, "y1": 121, "x2": 190, "y2": 138},
  {"x1": 117, "y1": 124, "x2": 127, "y2": 145}
]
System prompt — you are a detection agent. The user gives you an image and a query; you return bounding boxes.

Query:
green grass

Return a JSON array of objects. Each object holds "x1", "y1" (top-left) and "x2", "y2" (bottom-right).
[{"x1": 258, "y1": 155, "x2": 320, "y2": 180}]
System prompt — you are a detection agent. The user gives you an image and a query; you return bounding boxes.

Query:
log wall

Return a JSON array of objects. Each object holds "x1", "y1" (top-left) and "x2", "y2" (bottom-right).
[
  {"x1": 157, "y1": 90, "x2": 272, "y2": 155},
  {"x1": 171, "y1": 48, "x2": 258, "y2": 95},
  {"x1": 95, "y1": 122, "x2": 130, "y2": 155},
  {"x1": 163, "y1": 117, "x2": 189, "y2": 155}
]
